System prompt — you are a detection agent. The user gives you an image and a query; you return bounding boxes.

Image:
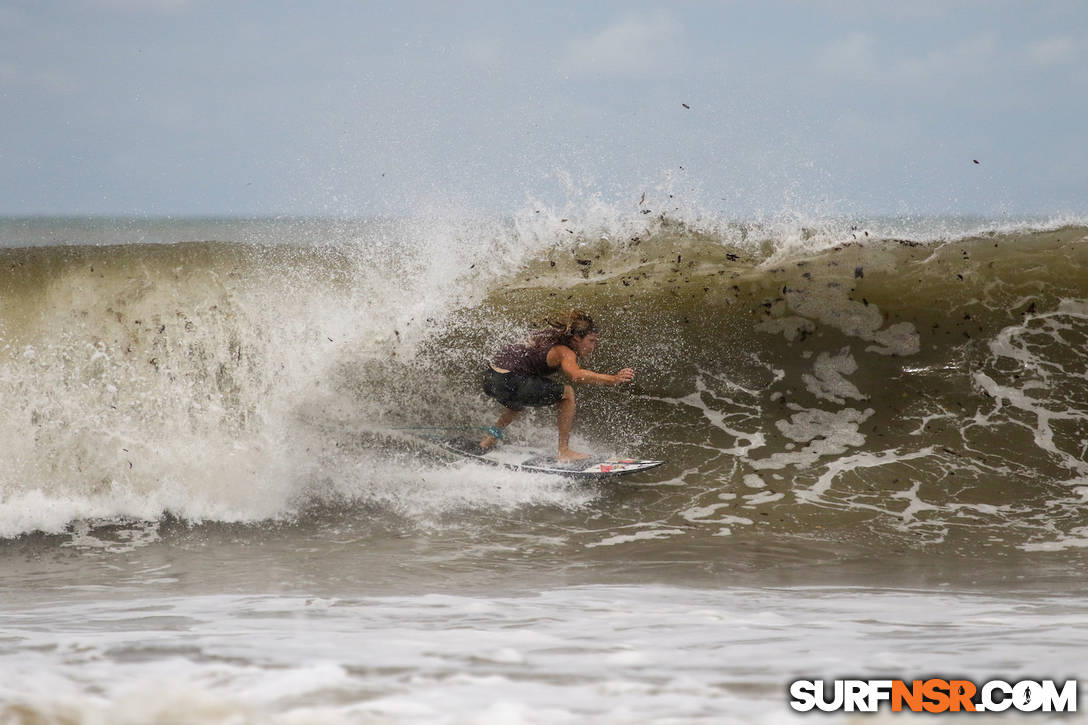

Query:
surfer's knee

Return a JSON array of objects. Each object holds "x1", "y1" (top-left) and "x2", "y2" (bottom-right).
[{"x1": 562, "y1": 384, "x2": 574, "y2": 402}]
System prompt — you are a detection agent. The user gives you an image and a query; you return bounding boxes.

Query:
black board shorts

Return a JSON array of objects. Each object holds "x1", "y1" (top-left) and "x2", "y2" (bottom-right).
[{"x1": 482, "y1": 367, "x2": 565, "y2": 411}]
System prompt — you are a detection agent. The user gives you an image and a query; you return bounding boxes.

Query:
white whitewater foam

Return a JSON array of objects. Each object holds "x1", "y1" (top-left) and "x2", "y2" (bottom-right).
[{"x1": 2, "y1": 585, "x2": 1085, "y2": 724}]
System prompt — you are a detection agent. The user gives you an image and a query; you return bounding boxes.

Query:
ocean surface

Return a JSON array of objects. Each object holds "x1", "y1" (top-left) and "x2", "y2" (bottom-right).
[{"x1": 1, "y1": 211, "x2": 1087, "y2": 723}]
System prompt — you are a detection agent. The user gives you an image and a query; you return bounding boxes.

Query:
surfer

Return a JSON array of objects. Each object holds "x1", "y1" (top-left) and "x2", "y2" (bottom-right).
[{"x1": 479, "y1": 309, "x2": 635, "y2": 461}]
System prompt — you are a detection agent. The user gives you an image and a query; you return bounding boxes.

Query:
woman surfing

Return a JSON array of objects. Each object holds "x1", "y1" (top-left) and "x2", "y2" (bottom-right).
[{"x1": 478, "y1": 310, "x2": 635, "y2": 461}]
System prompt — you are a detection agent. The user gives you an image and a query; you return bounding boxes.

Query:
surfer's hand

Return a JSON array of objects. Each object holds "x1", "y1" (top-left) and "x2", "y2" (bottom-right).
[{"x1": 613, "y1": 368, "x2": 635, "y2": 384}]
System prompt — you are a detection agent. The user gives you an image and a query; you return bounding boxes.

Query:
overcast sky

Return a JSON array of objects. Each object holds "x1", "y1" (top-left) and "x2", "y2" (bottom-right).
[{"x1": 1, "y1": 1, "x2": 1085, "y2": 217}]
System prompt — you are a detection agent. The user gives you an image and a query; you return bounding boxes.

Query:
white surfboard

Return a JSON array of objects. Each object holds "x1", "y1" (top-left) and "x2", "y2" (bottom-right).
[{"x1": 441, "y1": 436, "x2": 664, "y2": 478}]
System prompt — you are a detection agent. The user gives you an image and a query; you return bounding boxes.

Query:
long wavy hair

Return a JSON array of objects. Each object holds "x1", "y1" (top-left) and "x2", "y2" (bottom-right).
[{"x1": 529, "y1": 309, "x2": 597, "y2": 349}]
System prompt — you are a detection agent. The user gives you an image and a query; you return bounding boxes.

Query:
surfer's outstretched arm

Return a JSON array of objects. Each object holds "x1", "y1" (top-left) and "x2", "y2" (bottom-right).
[
  {"x1": 547, "y1": 342, "x2": 633, "y2": 461},
  {"x1": 549, "y1": 345, "x2": 634, "y2": 385}
]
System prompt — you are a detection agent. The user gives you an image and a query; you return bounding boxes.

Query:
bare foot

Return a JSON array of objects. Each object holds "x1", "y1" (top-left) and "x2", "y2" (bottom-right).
[
  {"x1": 479, "y1": 435, "x2": 498, "y2": 451},
  {"x1": 557, "y1": 449, "x2": 591, "y2": 462}
]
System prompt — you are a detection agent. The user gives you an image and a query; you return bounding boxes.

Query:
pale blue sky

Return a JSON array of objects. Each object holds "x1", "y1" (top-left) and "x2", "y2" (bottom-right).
[{"x1": 2, "y1": 1, "x2": 1085, "y2": 217}]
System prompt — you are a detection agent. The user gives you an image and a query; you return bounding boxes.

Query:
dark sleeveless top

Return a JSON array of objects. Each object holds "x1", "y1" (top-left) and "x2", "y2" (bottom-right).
[{"x1": 492, "y1": 330, "x2": 561, "y2": 376}]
